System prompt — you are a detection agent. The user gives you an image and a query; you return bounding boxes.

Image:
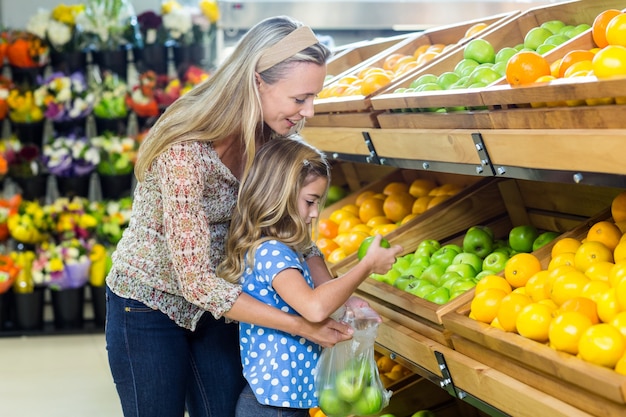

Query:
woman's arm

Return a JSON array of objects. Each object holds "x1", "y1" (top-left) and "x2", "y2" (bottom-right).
[{"x1": 224, "y1": 292, "x2": 353, "y2": 348}]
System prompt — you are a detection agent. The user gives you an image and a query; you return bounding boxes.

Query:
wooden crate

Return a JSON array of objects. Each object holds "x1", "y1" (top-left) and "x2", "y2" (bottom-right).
[{"x1": 371, "y1": 0, "x2": 626, "y2": 129}]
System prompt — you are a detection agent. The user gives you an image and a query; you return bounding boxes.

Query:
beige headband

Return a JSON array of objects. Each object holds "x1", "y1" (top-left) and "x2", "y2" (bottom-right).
[{"x1": 256, "y1": 26, "x2": 319, "y2": 72}]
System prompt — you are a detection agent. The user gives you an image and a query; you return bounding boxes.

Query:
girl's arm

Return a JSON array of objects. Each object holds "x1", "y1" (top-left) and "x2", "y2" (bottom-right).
[{"x1": 274, "y1": 235, "x2": 402, "y2": 323}]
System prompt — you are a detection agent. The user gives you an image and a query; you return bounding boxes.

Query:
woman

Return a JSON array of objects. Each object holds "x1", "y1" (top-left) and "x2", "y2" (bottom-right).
[{"x1": 106, "y1": 16, "x2": 357, "y2": 417}]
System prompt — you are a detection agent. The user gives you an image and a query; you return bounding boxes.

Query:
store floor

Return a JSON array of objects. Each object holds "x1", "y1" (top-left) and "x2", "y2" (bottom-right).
[{"x1": 0, "y1": 333, "x2": 122, "y2": 417}]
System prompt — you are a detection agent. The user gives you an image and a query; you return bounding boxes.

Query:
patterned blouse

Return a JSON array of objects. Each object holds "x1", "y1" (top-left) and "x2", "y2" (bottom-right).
[{"x1": 106, "y1": 140, "x2": 243, "y2": 331}]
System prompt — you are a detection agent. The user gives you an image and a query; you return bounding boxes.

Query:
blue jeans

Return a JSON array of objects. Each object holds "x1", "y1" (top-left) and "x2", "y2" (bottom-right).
[
  {"x1": 105, "y1": 286, "x2": 246, "y2": 417},
  {"x1": 235, "y1": 385, "x2": 308, "y2": 417}
]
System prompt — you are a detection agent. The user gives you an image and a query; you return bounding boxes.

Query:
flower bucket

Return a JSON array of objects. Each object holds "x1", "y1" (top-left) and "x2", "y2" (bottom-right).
[
  {"x1": 10, "y1": 120, "x2": 45, "y2": 146},
  {"x1": 56, "y1": 174, "x2": 91, "y2": 198},
  {"x1": 9, "y1": 65, "x2": 46, "y2": 87},
  {"x1": 14, "y1": 286, "x2": 45, "y2": 331},
  {"x1": 92, "y1": 49, "x2": 129, "y2": 81},
  {"x1": 52, "y1": 117, "x2": 88, "y2": 137},
  {"x1": 99, "y1": 173, "x2": 133, "y2": 200},
  {"x1": 94, "y1": 115, "x2": 129, "y2": 136},
  {"x1": 51, "y1": 286, "x2": 85, "y2": 329},
  {"x1": 90, "y1": 284, "x2": 106, "y2": 327},
  {"x1": 49, "y1": 50, "x2": 88, "y2": 75},
  {"x1": 14, "y1": 174, "x2": 48, "y2": 202},
  {"x1": 173, "y1": 44, "x2": 206, "y2": 72},
  {"x1": 136, "y1": 44, "x2": 169, "y2": 75}
]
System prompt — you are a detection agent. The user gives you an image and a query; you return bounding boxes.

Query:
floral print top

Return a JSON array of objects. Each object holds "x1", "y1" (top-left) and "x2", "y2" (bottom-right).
[{"x1": 106, "y1": 140, "x2": 242, "y2": 331}]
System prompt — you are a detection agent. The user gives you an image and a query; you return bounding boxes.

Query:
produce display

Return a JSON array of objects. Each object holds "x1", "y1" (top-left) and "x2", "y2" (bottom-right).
[{"x1": 468, "y1": 191, "x2": 626, "y2": 374}]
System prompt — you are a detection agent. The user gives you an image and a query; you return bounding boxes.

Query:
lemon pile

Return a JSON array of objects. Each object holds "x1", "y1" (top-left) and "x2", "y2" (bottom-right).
[{"x1": 470, "y1": 190, "x2": 626, "y2": 374}]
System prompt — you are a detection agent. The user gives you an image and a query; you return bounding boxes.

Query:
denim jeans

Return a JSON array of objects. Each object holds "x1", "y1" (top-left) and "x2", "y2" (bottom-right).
[
  {"x1": 235, "y1": 385, "x2": 309, "y2": 417},
  {"x1": 105, "y1": 286, "x2": 246, "y2": 417}
]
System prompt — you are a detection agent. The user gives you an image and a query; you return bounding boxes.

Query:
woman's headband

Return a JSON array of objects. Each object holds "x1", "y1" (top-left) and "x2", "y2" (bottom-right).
[{"x1": 256, "y1": 26, "x2": 320, "y2": 73}]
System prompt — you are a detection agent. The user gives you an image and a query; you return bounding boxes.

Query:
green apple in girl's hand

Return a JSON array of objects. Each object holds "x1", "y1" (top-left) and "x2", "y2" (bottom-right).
[{"x1": 357, "y1": 236, "x2": 391, "y2": 260}]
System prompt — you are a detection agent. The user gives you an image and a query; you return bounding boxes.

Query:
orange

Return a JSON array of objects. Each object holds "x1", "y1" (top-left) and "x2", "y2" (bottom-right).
[
  {"x1": 550, "y1": 270, "x2": 590, "y2": 306},
  {"x1": 355, "y1": 190, "x2": 377, "y2": 206},
  {"x1": 383, "y1": 53, "x2": 406, "y2": 71},
  {"x1": 400, "y1": 213, "x2": 418, "y2": 225},
  {"x1": 416, "y1": 51, "x2": 439, "y2": 66},
  {"x1": 592, "y1": 44, "x2": 626, "y2": 79},
  {"x1": 395, "y1": 60, "x2": 420, "y2": 75},
  {"x1": 341, "y1": 203, "x2": 360, "y2": 217},
  {"x1": 548, "y1": 252, "x2": 576, "y2": 271},
  {"x1": 437, "y1": 183, "x2": 464, "y2": 195},
  {"x1": 557, "y1": 50, "x2": 596, "y2": 78},
  {"x1": 337, "y1": 216, "x2": 363, "y2": 234},
  {"x1": 504, "y1": 253, "x2": 542, "y2": 289},
  {"x1": 606, "y1": 13, "x2": 626, "y2": 47},
  {"x1": 327, "y1": 247, "x2": 346, "y2": 264},
  {"x1": 427, "y1": 44, "x2": 446, "y2": 53},
  {"x1": 559, "y1": 296, "x2": 599, "y2": 324},
  {"x1": 391, "y1": 56, "x2": 416, "y2": 73},
  {"x1": 329, "y1": 209, "x2": 357, "y2": 225},
  {"x1": 426, "y1": 195, "x2": 449, "y2": 210},
  {"x1": 360, "y1": 71, "x2": 392, "y2": 96},
  {"x1": 475, "y1": 274, "x2": 512, "y2": 294},
  {"x1": 464, "y1": 22, "x2": 489, "y2": 39},
  {"x1": 470, "y1": 288, "x2": 508, "y2": 324},
  {"x1": 496, "y1": 292, "x2": 532, "y2": 333},
  {"x1": 350, "y1": 224, "x2": 372, "y2": 235},
  {"x1": 609, "y1": 261, "x2": 626, "y2": 288},
  {"x1": 341, "y1": 230, "x2": 369, "y2": 255},
  {"x1": 617, "y1": 353, "x2": 626, "y2": 375},
  {"x1": 413, "y1": 43, "x2": 431, "y2": 59},
  {"x1": 563, "y1": 60, "x2": 593, "y2": 78},
  {"x1": 551, "y1": 237, "x2": 582, "y2": 258},
  {"x1": 617, "y1": 277, "x2": 626, "y2": 311},
  {"x1": 578, "y1": 323, "x2": 626, "y2": 368},
  {"x1": 316, "y1": 237, "x2": 340, "y2": 258},
  {"x1": 525, "y1": 270, "x2": 551, "y2": 302},
  {"x1": 516, "y1": 302, "x2": 554, "y2": 342},
  {"x1": 592, "y1": 9, "x2": 623, "y2": 48},
  {"x1": 615, "y1": 241, "x2": 626, "y2": 263},
  {"x1": 370, "y1": 223, "x2": 398, "y2": 236},
  {"x1": 574, "y1": 241, "x2": 614, "y2": 272},
  {"x1": 412, "y1": 196, "x2": 434, "y2": 215},
  {"x1": 597, "y1": 288, "x2": 621, "y2": 323},
  {"x1": 383, "y1": 192, "x2": 415, "y2": 223},
  {"x1": 317, "y1": 219, "x2": 339, "y2": 239},
  {"x1": 584, "y1": 261, "x2": 614, "y2": 282},
  {"x1": 611, "y1": 190, "x2": 626, "y2": 222},
  {"x1": 358, "y1": 197, "x2": 385, "y2": 223},
  {"x1": 581, "y1": 280, "x2": 612, "y2": 305},
  {"x1": 505, "y1": 51, "x2": 551, "y2": 86},
  {"x1": 408, "y1": 178, "x2": 437, "y2": 198},
  {"x1": 611, "y1": 311, "x2": 626, "y2": 338},
  {"x1": 586, "y1": 220, "x2": 622, "y2": 251},
  {"x1": 549, "y1": 311, "x2": 593, "y2": 354},
  {"x1": 550, "y1": 58, "x2": 562, "y2": 78},
  {"x1": 383, "y1": 181, "x2": 410, "y2": 195},
  {"x1": 366, "y1": 215, "x2": 392, "y2": 228}
]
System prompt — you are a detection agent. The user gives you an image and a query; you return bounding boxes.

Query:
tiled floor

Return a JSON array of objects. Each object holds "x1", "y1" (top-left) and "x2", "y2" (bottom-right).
[{"x1": 0, "y1": 333, "x2": 122, "y2": 417}]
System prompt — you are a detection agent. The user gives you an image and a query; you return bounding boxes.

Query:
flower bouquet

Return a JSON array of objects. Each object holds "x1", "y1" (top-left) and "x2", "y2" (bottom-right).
[
  {"x1": 0, "y1": 194, "x2": 22, "y2": 242},
  {"x1": 44, "y1": 196, "x2": 98, "y2": 243},
  {"x1": 91, "y1": 133, "x2": 137, "y2": 176},
  {"x1": 5, "y1": 30, "x2": 49, "y2": 87},
  {"x1": 2, "y1": 138, "x2": 48, "y2": 200},
  {"x1": 7, "y1": 199, "x2": 49, "y2": 245},
  {"x1": 0, "y1": 254, "x2": 21, "y2": 294},
  {"x1": 33, "y1": 238, "x2": 92, "y2": 291},
  {"x1": 0, "y1": 76, "x2": 13, "y2": 120},
  {"x1": 136, "y1": 9, "x2": 171, "y2": 74},
  {"x1": 7, "y1": 86, "x2": 45, "y2": 124},
  {"x1": 92, "y1": 71, "x2": 130, "y2": 135},
  {"x1": 93, "y1": 197, "x2": 132, "y2": 244}
]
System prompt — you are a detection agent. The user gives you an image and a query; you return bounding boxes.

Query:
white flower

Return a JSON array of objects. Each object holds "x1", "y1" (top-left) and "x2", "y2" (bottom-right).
[
  {"x1": 162, "y1": 8, "x2": 193, "y2": 40},
  {"x1": 47, "y1": 20, "x2": 72, "y2": 48},
  {"x1": 26, "y1": 9, "x2": 51, "y2": 39}
]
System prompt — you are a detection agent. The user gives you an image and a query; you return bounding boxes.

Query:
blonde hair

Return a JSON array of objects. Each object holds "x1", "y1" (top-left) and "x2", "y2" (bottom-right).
[
  {"x1": 218, "y1": 137, "x2": 330, "y2": 283},
  {"x1": 134, "y1": 16, "x2": 331, "y2": 182}
]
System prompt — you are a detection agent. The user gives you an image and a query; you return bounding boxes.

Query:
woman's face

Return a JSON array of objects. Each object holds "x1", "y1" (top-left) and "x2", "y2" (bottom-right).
[
  {"x1": 298, "y1": 175, "x2": 327, "y2": 225},
  {"x1": 258, "y1": 62, "x2": 326, "y2": 136}
]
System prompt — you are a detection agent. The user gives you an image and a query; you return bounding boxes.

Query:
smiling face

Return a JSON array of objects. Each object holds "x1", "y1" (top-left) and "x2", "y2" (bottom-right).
[
  {"x1": 257, "y1": 62, "x2": 326, "y2": 135},
  {"x1": 297, "y1": 175, "x2": 327, "y2": 225}
]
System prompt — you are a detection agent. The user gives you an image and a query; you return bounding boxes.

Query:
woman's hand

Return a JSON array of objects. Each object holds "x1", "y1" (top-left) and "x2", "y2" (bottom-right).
[{"x1": 345, "y1": 296, "x2": 382, "y2": 323}]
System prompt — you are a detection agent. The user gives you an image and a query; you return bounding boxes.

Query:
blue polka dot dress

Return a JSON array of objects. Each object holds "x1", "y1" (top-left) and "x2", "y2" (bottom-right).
[{"x1": 239, "y1": 240, "x2": 322, "y2": 408}]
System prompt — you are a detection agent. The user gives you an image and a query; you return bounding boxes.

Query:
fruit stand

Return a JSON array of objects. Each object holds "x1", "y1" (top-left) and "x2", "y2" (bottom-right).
[{"x1": 303, "y1": 0, "x2": 626, "y2": 416}]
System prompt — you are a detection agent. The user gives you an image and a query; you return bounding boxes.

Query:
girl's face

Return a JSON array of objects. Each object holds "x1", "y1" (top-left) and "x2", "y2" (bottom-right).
[
  {"x1": 298, "y1": 175, "x2": 328, "y2": 225},
  {"x1": 258, "y1": 62, "x2": 326, "y2": 135}
]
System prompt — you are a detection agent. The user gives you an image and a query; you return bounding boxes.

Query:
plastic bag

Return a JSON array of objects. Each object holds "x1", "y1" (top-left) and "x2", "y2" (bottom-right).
[{"x1": 315, "y1": 306, "x2": 392, "y2": 417}]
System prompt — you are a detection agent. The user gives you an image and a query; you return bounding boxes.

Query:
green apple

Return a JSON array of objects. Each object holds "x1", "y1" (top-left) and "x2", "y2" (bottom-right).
[
  {"x1": 358, "y1": 236, "x2": 391, "y2": 260},
  {"x1": 393, "y1": 275, "x2": 414, "y2": 291},
  {"x1": 464, "y1": 38, "x2": 495, "y2": 64},
  {"x1": 415, "y1": 82, "x2": 443, "y2": 92},
  {"x1": 524, "y1": 27, "x2": 553, "y2": 50},
  {"x1": 405, "y1": 278, "x2": 433, "y2": 293},
  {"x1": 319, "y1": 389, "x2": 351, "y2": 416},
  {"x1": 462, "y1": 226, "x2": 494, "y2": 258},
  {"x1": 424, "y1": 287, "x2": 450, "y2": 305},
  {"x1": 474, "y1": 269, "x2": 498, "y2": 282},
  {"x1": 411, "y1": 254, "x2": 431, "y2": 268},
  {"x1": 565, "y1": 23, "x2": 591, "y2": 38},
  {"x1": 482, "y1": 251, "x2": 510, "y2": 273},
  {"x1": 441, "y1": 271, "x2": 463, "y2": 290},
  {"x1": 415, "y1": 239, "x2": 441, "y2": 257},
  {"x1": 492, "y1": 61, "x2": 507, "y2": 77},
  {"x1": 453, "y1": 58, "x2": 480, "y2": 77},
  {"x1": 404, "y1": 263, "x2": 427, "y2": 280},
  {"x1": 352, "y1": 386, "x2": 384, "y2": 415},
  {"x1": 409, "y1": 73, "x2": 438, "y2": 89},
  {"x1": 326, "y1": 185, "x2": 347, "y2": 206},
  {"x1": 445, "y1": 263, "x2": 477, "y2": 279},
  {"x1": 335, "y1": 367, "x2": 365, "y2": 402},
  {"x1": 532, "y1": 231, "x2": 560, "y2": 251},
  {"x1": 407, "y1": 282, "x2": 438, "y2": 298},
  {"x1": 558, "y1": 25, "x2": 575, "y2": 36},
  {"x1": 392, "y1": 256, "x2": 412, "y2": 275},
  {"x1": 544, "y1": 34, "x2": 570, "y2": 46},
  {"x1": 509, "y1": 225, "x2": 539, "y2": 253},
  {"x1": 468, "y1": 66, "x2": 501, "y2": 86},
  {"x1": 430, "y1": 245, "x2": 462, "y2": 269},
  {"x1": 451, "y1": 278, "x2": 476, "y2": 293},
  {"x1": 535, "y1": 43, "x2": 556, "y2": 55},
  {"x1": 420, "y1": 263, "x2": 447, "y2": 286},
  {"x1": 412, "y1": 410, "x2": 437, "y2": 417},
  {"x1": 451, "y1": 252, "x2": 483, "y2": 273},
  {"x1": 436, "y1": 71, "x2": 461, "y2": 90},
  {"x1": 495, "y1": 47, "x2": 518, "y2": 64},
  {"x1": 380, "y1": 414, "x2": 397, "y2": 417},
  {"x1": 541, "y1": 20, "x2": 566, "y2": 35}
]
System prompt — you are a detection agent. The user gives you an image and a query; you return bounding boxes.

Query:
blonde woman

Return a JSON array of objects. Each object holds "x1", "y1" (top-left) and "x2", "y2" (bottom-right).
[
  {"x1": 106, "y1": 16, "x2": 359, "y2": 417},
  {"x1": 218, "y1": 138, "x2": 401, "y2": 417}
]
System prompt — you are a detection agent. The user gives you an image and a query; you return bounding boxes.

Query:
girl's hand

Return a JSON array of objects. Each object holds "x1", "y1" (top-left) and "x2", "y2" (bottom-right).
[
  {"x1": 362, "y1": 234, "x2": 403, "y2": 275},
  {"x1": 297, "y1": 316, "x2": 354, "y2": 348}
]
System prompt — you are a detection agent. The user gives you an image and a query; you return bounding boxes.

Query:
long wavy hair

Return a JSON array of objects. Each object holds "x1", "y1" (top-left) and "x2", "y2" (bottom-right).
[
  {"x1": 134, "y1": 15, "x2": 331, "y2": 182},
  {"x1": 218, "y1": 137, "x2": 330, "y2": 283}
]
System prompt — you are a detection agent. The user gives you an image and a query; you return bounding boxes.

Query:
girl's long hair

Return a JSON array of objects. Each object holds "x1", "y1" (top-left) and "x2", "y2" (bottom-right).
[
  {"x1": 134, "y1": 15, "x2": 331, "y2": 182},
  {"x1": 218, "y1": 138, "x2": 330, "y2": 283}
]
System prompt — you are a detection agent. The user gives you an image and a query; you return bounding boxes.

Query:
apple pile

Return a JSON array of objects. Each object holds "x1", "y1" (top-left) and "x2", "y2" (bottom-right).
[
  {"x1": 370, "y1": 224, "x2": 559, "y2": 305},
  {"x1": 318, "y1": 357, "x2": 388, "y2": 417}
]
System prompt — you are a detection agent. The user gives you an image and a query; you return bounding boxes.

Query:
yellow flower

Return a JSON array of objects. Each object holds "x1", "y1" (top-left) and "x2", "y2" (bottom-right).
[
  {"x1": 49, "y1": 258, "x2": 64, "y2": 272},
  {"x1": 162, "y1": 0, "x2": 183, "y2": 15},
  {"x1": 52, "y1": 4, "x2": 85, "y2": 26},
  {"x1": 199, "y1": 0, "x2": 220, "y2": 23}
]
